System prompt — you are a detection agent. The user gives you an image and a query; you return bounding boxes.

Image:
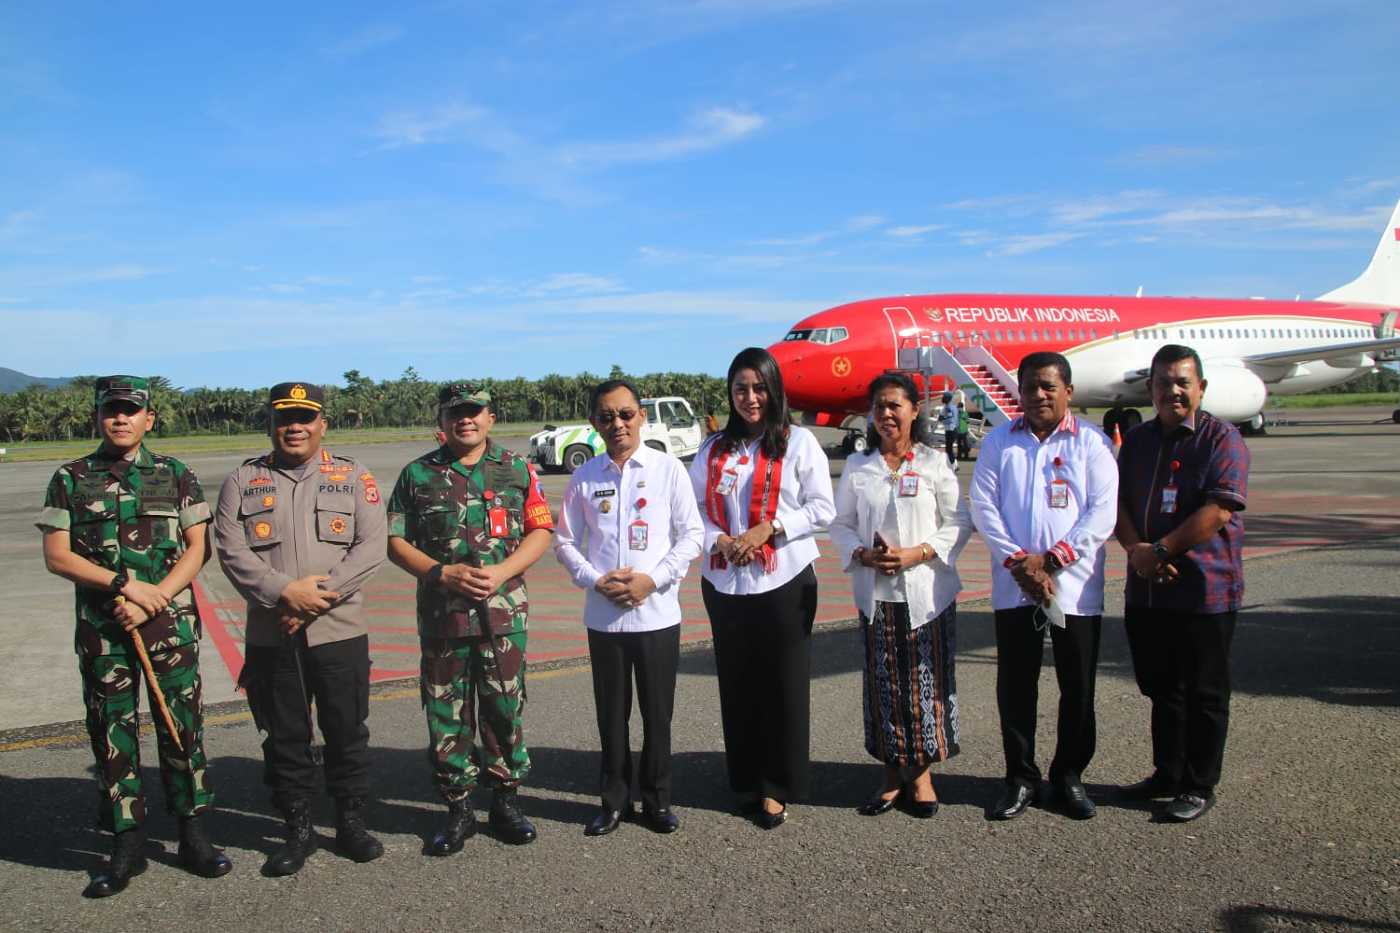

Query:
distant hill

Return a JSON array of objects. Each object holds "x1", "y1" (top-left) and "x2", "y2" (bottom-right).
[{"x1": 0, "y1": 367, "x2": 72, "y2": 393}]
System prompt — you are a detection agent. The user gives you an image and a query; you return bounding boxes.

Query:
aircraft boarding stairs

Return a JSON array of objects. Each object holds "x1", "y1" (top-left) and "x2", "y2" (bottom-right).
[{"x1": 895, "y1": 335, "x2": 1023, "y2": 429}]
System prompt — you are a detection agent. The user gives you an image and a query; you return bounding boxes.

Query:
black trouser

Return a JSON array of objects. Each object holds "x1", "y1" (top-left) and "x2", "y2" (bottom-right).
[
  {"x1": 994, "y1": 606, "x2": 1101, "y2": 788},
  {"x1": 1124, "y1": 608, "x2": 1236, "y2": 797},
  {"x1": 242, "y1": 633, "x2": 371, "y2": 809},
  {"x1": 587, "y1": 625, "x2": 680, "y2": 812},
  {"x1": 944, "y1": 430, "x2": 957, "y2": 465},
  {"x1": 701, "y1": 564, "x2": 818, "y2": 802},
  {"x1": 956, "y1": 430, "x2": 970, "y2": 460}
]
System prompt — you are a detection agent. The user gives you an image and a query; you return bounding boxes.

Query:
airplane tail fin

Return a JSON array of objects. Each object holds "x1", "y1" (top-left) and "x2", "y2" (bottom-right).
[{"x1": 1318, "y1": 197, "x2": 1400, "y2": 304}]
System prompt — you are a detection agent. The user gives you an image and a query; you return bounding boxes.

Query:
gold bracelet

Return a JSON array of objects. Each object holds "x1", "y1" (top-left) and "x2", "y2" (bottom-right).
[{"x1": 920, "y1": 543, "x2": 933, "y2": 562}]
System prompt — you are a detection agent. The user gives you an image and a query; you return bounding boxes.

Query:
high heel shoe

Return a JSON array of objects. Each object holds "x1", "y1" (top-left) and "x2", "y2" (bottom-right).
[{"x1": 857, "y1": 788, "x2": 901, "y2": 816}]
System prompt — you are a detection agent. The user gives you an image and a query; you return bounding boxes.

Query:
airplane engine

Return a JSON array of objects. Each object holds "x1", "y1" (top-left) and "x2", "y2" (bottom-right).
[{"x1": 1201, "y1": 362, "x2": 1268, "y2": 424}]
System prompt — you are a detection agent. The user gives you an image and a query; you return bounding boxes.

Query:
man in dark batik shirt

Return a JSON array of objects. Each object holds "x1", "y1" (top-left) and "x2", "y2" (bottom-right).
[{"x1": 1115, "y1": 345, "x2": 1251, "y2": 823}]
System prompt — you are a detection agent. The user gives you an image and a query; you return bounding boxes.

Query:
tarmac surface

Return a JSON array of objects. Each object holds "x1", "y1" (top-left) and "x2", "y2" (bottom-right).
[{"x1": 1, "y1": 410, "x2": 1397, "y2": 931}]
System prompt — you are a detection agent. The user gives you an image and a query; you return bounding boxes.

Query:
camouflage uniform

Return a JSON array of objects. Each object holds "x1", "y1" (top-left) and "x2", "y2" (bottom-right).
[
  {"x1": 36, "y1": 382, "x2": 215, "y2": 834},
  {"x1": 387, "y1": 393, "x2": 554, "y2": 802}
]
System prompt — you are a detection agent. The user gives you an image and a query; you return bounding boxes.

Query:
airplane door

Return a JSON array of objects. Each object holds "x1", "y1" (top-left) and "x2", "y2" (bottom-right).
[
  {"x1": 881, "y1": 306, "x2": 918, "y2": 368},
  {"x1": 1378, "y1": 310, "x2": 1397, "y2": 338}
]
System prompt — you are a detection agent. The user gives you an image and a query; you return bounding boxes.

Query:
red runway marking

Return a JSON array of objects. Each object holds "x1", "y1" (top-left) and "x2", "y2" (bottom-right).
[{"x1": 194, "y1": 578, "x2": 247, "y2": 685}]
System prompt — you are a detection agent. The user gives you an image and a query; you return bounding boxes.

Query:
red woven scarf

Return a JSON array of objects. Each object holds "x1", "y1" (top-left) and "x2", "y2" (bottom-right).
[{"x1": 705, "y1": 439, "x2": 783, "y2": 572}]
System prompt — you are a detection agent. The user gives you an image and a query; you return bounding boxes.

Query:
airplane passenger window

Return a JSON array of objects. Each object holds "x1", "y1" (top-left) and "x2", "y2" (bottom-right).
[
  {"x1": 1032, "y1": 330, "x2": 1041, "y2": 341},
  {"x1": 1019, "y1": 330, "x2": 1027, "y2": 341},
  {"x1": 956, "y1": 330, "x2": 965, "y2": 341},
  {"x1": 1090, "y1": 329, "x2": 1097, "y2": 339},
  {"x1": 994, "y1": 330, "x2": 1003, "y2": 342},
  {"x1": 982, "y1": 330, "x2": 990, "y2": 342}
]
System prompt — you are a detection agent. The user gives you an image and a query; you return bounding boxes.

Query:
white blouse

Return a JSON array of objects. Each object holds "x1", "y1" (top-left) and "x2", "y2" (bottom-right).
[
  {"x1": 687, "y1": 425, "x2": 836, "y2": 596},
  {"x1": 830, "y1": 442, "x2": 972, "y2": 629}
]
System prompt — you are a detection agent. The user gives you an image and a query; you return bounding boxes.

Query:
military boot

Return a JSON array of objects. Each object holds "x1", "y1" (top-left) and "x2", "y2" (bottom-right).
[
  {"x1": 178, "y1": 814, "x2": 234, "y2": 878},
  {"x1": 83, "y1": 827, "x2": 148, "y2": 898},
  {"x1": 489, "y1": 787, "x2": 537, "y2": 845},
  {"x1": 426, "y1": 799, "x2": 476, "y2": 857},
  {"x1": 334, "y1": 797, "x2": 384, "y2": 863},
  {"x1": 264, "y1": 798, "x2": 317, "y2": 877}
]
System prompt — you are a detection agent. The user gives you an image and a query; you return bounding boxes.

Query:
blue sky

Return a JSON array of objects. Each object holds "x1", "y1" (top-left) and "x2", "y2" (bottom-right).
[{"x1": 3, "y1": 0, "x2": 1399, "y2": 387}]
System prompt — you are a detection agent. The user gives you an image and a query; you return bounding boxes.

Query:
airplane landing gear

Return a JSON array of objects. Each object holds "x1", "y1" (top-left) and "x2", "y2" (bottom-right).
[
  {"x1": 841, "y1": 431, "x2": 869, "y2": 455},
  {"x1": 1392, "y1": 408, "x2": 1400, "y2": 425},
  {"x1": 1103, "y1": 407, "x2": 1142, "y2": 436},
  {"x1": 1240, "y1": 412, "x2": 1268, "y2": 436}
]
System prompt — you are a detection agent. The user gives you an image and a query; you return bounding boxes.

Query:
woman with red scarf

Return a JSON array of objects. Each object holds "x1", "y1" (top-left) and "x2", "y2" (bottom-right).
[{"x1": 689, "y1": 347, "x2": 835, "y2": 829}]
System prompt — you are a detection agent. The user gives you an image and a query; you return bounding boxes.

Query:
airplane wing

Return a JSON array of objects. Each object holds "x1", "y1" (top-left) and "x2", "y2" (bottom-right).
[{"x1": 1242, "y1": 336, "x2": 1400, "y2": 367}]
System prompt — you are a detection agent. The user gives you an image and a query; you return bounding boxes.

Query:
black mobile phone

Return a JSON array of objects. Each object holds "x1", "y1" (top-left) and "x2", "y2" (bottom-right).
[{"x1": 872, "y1": 532, "x2": 889, "y2": 553}]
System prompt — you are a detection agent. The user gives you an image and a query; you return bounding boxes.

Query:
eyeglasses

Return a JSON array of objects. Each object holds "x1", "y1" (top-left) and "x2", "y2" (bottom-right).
[{"x1": 596, "y1": 409, "x2": 639, "y2": 424}]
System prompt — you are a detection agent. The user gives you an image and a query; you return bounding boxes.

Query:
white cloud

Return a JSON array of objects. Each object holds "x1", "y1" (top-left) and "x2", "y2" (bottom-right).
[
  {"x1": 750, "y1": 213, "x2": 885, "y2": 247},
  {"x1": 558, "y1": 107, "x2": 765, "y2": 168},
  {"x1": 322, "y1": 24, "x2": 405, "y2": 59},
  {"x1": 531, "y1": 273, "x2": 626, "y2": 295},
  {"x1": 886, "y1": 224, "x2": 945, "y2": 238},
  {"x1": 374, "y1": 103, "x2": 486, "y2": 149}
]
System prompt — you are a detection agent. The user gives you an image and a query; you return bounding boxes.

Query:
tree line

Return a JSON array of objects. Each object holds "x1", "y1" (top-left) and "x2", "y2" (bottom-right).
[{"x1": 0, "y1": 367, "x2": 733, "y2": 443}]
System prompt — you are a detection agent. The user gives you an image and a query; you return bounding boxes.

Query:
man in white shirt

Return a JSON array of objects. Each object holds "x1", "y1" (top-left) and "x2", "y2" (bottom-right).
[
  {"x1": 555, "y1": 379, "x2": 704, "y2": 837},
  {"x1": 970, "y1": 352, "x2": 1119, "y2": 822}
]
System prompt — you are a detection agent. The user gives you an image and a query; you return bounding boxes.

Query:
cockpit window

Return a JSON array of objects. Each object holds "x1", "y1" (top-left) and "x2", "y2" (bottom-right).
[
  {"x1": 827, "y1": 326, "x2": 849, "y2": 343},
  {"x1": 784, "y1": 329, "x2": 812, "y2": 341}
]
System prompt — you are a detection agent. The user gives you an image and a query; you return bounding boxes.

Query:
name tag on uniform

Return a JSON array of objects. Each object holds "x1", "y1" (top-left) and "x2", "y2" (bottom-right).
[
  {"x1": 715, "y1": 468, "x2": 739, "y2": 496},
  {"x1": 1161, "y1": 484, "x2": 1178, "y2": 514},
  {"x1": 628, "y1": 519, "x2": 649, "y2": 551},
  {"x1": 592, "y1": 487, "x2": 616, "y2": 498},
  {"x1": 488, "y1": 507, "x2": 508, "y2": 537},
  {"x1": 898, "y1": 472, "x2": 919, "y2": 497},
  {"x1": 1048, "y1": 479, "x2": 1070, "y2": 509}
]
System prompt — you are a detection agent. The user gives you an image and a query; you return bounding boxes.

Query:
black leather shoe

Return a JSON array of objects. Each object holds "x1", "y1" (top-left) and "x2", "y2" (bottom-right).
[
  {"x1": 906, "y1": 797, "x2": 940, "y2": 819},
  {"x1": 427, "y1": 800, "x2": 476, "y2": 856},
  {"x1": 990, "y1": 783, "x2": 1037, "y2": 821},
  {"x1": 265, "y1": 800, "x2": 317, "y2": 877},
  {"x1": 84, "y1": 828, "x2": 148, "y2": 898},
  {"x1": 335, "y1": 797, "x2": 384, "y2": 863},
  {"x1": 489, "y1": 788, "x2": 538, "y2": 845},
  {"x1": 756, "y1": 804, "x2": 788, "y2": 830},
  {"x1": 178, "y1": 814, "x2": 233, "y2": 878},
  {"x1": 1161, "y1": 793, "x2": 1215, "y2": 823},
  {"x1": 857, "y1": 789, "x2": 900, "y2": 816},
  {"x1": 1048, "y1": 781, "x2": 1096, "y2": 820},
  {"x1": 1119, "y1": 773, "x2": 1179, "y2": 801},
  {"x1": 585, "y1": 808, "x2": 627, "y2": 837},
  {"x1": 641, "y1": 807, "x2": 680, "y2": 834}
]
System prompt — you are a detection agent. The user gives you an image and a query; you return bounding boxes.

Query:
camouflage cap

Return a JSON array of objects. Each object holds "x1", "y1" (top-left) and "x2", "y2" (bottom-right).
[
  {"x1": 94, "y1": 375, "x2": 151, "y2": 409},
  {"x1": 269, "y1": 382, "x2": 325, "y2": 412},
  {"x1": 438, "y1": 382, "x2": 490, "y2": 412}
]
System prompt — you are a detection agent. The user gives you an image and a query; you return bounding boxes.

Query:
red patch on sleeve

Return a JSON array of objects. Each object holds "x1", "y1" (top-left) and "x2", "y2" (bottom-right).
[{"x1": 523, "y1": 464, "x2": 554, "y2": 531}]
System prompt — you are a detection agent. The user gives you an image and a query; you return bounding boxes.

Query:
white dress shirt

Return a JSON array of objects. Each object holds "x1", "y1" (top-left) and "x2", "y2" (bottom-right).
[
  {"x1": 687, "y1": 425, "x2": 836, "y2": 596},
  {"x1": 829, "y1": 443, "x2": 973, "y2": 629},
  {"x1": 555, "y1": 443, "x2": 704, "y2": 633},
  {"x1": 968, "y1": 413, "x2": 1119, "y2": 615}
]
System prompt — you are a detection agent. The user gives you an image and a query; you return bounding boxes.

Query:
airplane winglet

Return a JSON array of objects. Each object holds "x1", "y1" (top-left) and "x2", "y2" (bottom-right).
[{"x1": 1318, "y1": 197, "x2": 1400, "y2": 305}]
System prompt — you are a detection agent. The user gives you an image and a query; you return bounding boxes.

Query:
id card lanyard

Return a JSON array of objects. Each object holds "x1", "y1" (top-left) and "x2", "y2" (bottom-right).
[
  {"x1": 1048, "y1": 455, "x2": 1069, "y2": 508},
  {"x1": 1161, "y1": 458, "x2": 1181, "y2": 514}
]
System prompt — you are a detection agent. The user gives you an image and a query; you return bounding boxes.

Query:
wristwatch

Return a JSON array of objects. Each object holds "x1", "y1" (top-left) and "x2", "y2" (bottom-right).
[
  {"x1": 425, "y1": 563, "x2": 445, "y2": 588},
  {"x1": 1151, "y1": 542, "x2": 1171, "y2": 562},
  {"x1": 770, "y1": 517, "x2": 785, "y2": 537},
  {"x1": 109, "y1": 570, "x2": 129, "y2": 594}
]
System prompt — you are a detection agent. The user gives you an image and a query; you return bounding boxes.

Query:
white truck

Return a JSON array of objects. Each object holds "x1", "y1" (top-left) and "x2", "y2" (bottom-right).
[{"x1": 528, "y1": 396, "x2": 704, "y2": 473}]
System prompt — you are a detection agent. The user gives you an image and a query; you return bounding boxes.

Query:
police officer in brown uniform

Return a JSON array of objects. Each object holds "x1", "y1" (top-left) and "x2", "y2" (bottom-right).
[{"x1": 212, "y1": 382, "x2": 388, "y2": 875}]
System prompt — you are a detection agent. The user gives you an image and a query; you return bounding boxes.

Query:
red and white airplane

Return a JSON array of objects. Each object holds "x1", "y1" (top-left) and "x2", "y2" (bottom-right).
[{"x1": 768, "y1": 198, "x2": 1400, "y2": 448}]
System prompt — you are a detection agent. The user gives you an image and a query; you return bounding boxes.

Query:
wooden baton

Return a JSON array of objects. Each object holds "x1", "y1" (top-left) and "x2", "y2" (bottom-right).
[{"x1": 114, "y1": 596, "x2": 185, "y2": 753}]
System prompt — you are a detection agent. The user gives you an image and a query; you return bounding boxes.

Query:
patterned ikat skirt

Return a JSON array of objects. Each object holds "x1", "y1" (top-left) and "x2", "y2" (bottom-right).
[{"x1": 861, "y1": 601, "x2": 960, "y2": 766}]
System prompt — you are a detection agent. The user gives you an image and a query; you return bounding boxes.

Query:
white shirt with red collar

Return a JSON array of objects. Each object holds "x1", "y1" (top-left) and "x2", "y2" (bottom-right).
[{"x1": 969, "y1": 412, "x2": 1119, "y2": 615}]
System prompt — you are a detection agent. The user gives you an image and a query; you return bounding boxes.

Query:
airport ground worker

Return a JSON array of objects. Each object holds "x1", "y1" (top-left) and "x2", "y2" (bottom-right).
[
  {"x1": 37, "y1": 375, "x2": 232, "y2": 898},
  {"x1": 386, "y1": 384, "x2": 554, "y2": 851},
  {"x1": 969, "y1": 352, "x2": 1119, "y2": 822},
  {"x1": 1115, "y1": 344, "x2": 1251, "y2": 823},
  {"x1": 213, "y1": 381, "x2": 388, "y2": 875}
]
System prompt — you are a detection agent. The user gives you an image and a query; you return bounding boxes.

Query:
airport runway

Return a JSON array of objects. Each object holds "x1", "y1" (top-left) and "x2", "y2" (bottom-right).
[{"x1": 0, "y1": 411, "x2": 1397, "y2": 931}]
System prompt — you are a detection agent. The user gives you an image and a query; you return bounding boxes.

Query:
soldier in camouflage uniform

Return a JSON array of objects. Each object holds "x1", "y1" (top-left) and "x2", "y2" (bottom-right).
[
  {"x1": 36, "y1": 376, "x2": 233, "y2": 898},
  {"x1": 387, "y1": 384, "x2": 555, "y2": 852}
]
